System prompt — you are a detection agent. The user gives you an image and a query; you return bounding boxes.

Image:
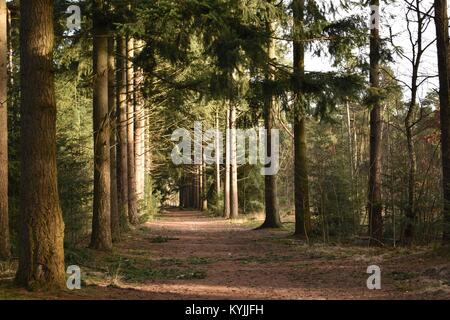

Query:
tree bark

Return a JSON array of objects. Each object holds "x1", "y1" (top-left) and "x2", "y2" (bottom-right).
[
  {"x1": 134, "y1": 40, "x2": 145, "y2": 207},
  {"x1": 224, "y1": 107, "x2": 231, "y2": 218},
  {"x1": 90, "y1": 0, "x2": 112, "y2": 251},
  {"x1": 0, "y1": 0, "x2": 10, "y2": 260},
  {"x1": 230, "y1": 103, "x2": 239, "y2": 219},
  {"x1": 293, "y1": 0, "x2": 311, "y2": 237},
  {"x1": 215, "y1": 109, "x2": 221, "y2": 206},
  {"x1": 108, "y1": 36, "x2": 120, "y2": 242},
  {"x1": 127, "y1": 37, "x2": 138, "y2": 224},
  {"x1": 194, "y1": 165, "x2": 199, "y2": 209},
  {"x1": 203, "y1": 161, "x2": 208, "y2": 210},
  {"x1": 435, "y1": 0, "x2": 450, "y2": 244},
  {"x1": 15, "y1": 0, "x2": 65, "y2": 289},
  {"x1": 199, "y1": 163, "x2": 204, "y2": 211},
  {"x1": 144, "y1": 103, "x2": 152, "y2": 209},
  {"x1": 116, "y1": 37, "x2": 129, "y2": 228},
  {"x1": 260, "y1": 18, "x2": 281, "y2": 229},
  {"x1": 368, "y1": 0, "x2": 383, "y2": 245}
]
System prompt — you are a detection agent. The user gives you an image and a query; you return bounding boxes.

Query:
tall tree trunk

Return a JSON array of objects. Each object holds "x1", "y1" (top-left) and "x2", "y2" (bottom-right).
[
  {"x1": 199, "y1": 163, "x2": 204, "y2": 211},
  {"x1": 203, "y1": 161, "x2": 208, "y2": 210},
  {"x1": 230, "y1": 103, "x2": 239, "y2": 219},
  {"x1": 346, "y1": 103, "x2": 358, "y2": 231},
  {"x1": 260, "y1": 18, "x2": 281, "y2": 229},
  {"x1": 134, "y1": 40, "x2": 145, "y2": 207},
  {"x1": 15, "y1": 0, "x2": 65, "y2": 289},
  {"x1": 0, "y1": 0, "x2": 10, "y2": 260},
  {"x1": 435, "y1": 0, "x2": 450, "y2": 244},
  {"x1": 108, "y1": 36, "x2": 120, "y2": 242},
  {"x1": 188, "y1": 169, "x2": 194, "y2": 208},
  {"x1": 179, "y1": 175, "x2": 184, "y2": 208},
  {"x1": 404, "y1": 76, "x2": 419, "y2": 244},
  {"x1": 127, "y1": 37, "x2": 138, "y2": 224},
  {"x1": 368, "y1": 0, "x2": 383, "y2": 245},
  {"x1": 403, "y1": 0, "x2": 428, "y2": 244},
  {"x1": 215, "y1": 109, "x2": 221, "y2": 205},
  {"x1": 293, "y1": 0, "x2": 311, "y2": 237},
  {"x1": 144, "y1": 104, "x2": 152, "y2": 209},
  {"x1": 90, "y1": 0, "x2": 112, "y2": 251},
  {"x1": 116, "y1": 37, "x2": 129, "y2": 228},
  {"x1": 194, "y1": 165, "x2": 200, "y2": 209},
  {"x1": 224, "y1": 107, "x2": 231, "y2": 218}
]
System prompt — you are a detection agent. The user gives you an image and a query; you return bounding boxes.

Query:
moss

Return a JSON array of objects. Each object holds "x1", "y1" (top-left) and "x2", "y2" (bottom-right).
[
  {"x1": 150, "y1": 235, "x2": 179, "y2": 243},
  {"x1": 389, "y1": 271, "x2": 419, "y2": 281}
]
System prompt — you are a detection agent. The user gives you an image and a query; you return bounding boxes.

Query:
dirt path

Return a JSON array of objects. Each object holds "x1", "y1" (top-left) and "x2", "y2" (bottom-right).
[{"x1": 1, "y1": 209, "x2": 450, "y2": 299}]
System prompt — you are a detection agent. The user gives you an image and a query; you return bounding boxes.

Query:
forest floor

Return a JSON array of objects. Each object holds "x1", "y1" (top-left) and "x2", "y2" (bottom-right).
[{"x1": 1, "y1": 209, "x2": 450, "y2": 299}]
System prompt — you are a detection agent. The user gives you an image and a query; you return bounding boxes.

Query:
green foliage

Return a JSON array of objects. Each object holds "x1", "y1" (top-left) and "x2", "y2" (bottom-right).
[
  {"x1": 56, "y1": 74, "x2": 93, "y2": 246},
  {"x1": 4, "y1": 0, "x2": 445, "y2": 250},
  {"x1": 238, "y1": 164, "x2": 264, "y2": 214}
]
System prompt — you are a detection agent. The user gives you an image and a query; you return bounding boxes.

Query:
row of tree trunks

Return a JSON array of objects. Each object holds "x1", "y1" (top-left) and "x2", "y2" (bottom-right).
[
  {"x1": 92, "y1": 3, "x2": 149, "y2": 248},
  {"x1": 8, "y1": 0, "x2": 151, "y2": 291},
  {"x1": 221, "y1": 104, "x2": 239, "y2": 219},
  {"x1": 114, "y1": 36, "x2": 147, "y2": 228},
  {"x1": 179, "y1": 164, "x2": 207, "y2": 210},
  {"x1": 0, "y1": 0, "x2": 10, "y2": 260}
]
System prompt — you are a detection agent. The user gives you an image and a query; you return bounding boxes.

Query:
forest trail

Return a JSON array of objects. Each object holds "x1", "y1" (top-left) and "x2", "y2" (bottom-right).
[{"x1": 2, "y1": 209, "x2": 450, "y2": 299}]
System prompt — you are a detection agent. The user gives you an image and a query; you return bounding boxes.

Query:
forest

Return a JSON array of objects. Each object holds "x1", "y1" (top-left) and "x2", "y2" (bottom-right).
[{"x1": 0, "y1": 0, "x2": 450, "y2": 300}]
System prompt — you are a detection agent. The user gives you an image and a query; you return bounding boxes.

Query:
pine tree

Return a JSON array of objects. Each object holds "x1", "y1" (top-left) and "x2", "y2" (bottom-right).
[
  {"x1": 224, "y1": 107, "x2": 231, "y2": 218},
  {"x1": 15, "y1": 0, "x2": 65, "y2": 289},
  {"x1": 117, "y1": 37, "x2": 129, "y2": 228},
  {"x1": 90, "y1": 0, "x2": 112, "y2": 251},
  {"x1": 134, "y1": 40, "x2": 146, "y2": 207},
  {"x1": 368, "y1": 0, "x2": 383, "y2": 245},
  {"x1": 127, "y1": 37, "x2": 138, "y2": 224},
  {"x1": 260, "y1": 14, "x2": 281, "y2": 228},
  {"x1": 434, "y1": 0, "x2": 450, "y2": 244},
  {"x1": 109, "y1": 36, "x2": 121, "y2": 242},
  {"x1": 0, "y1": 0, "x2": 9, "y2": 260},
  {"x1": 293, "y1": 0, "x2": 311, "y2": 237},
  {"x1": 230, "y1": 102, "x2": 239, "y2": 219}
]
